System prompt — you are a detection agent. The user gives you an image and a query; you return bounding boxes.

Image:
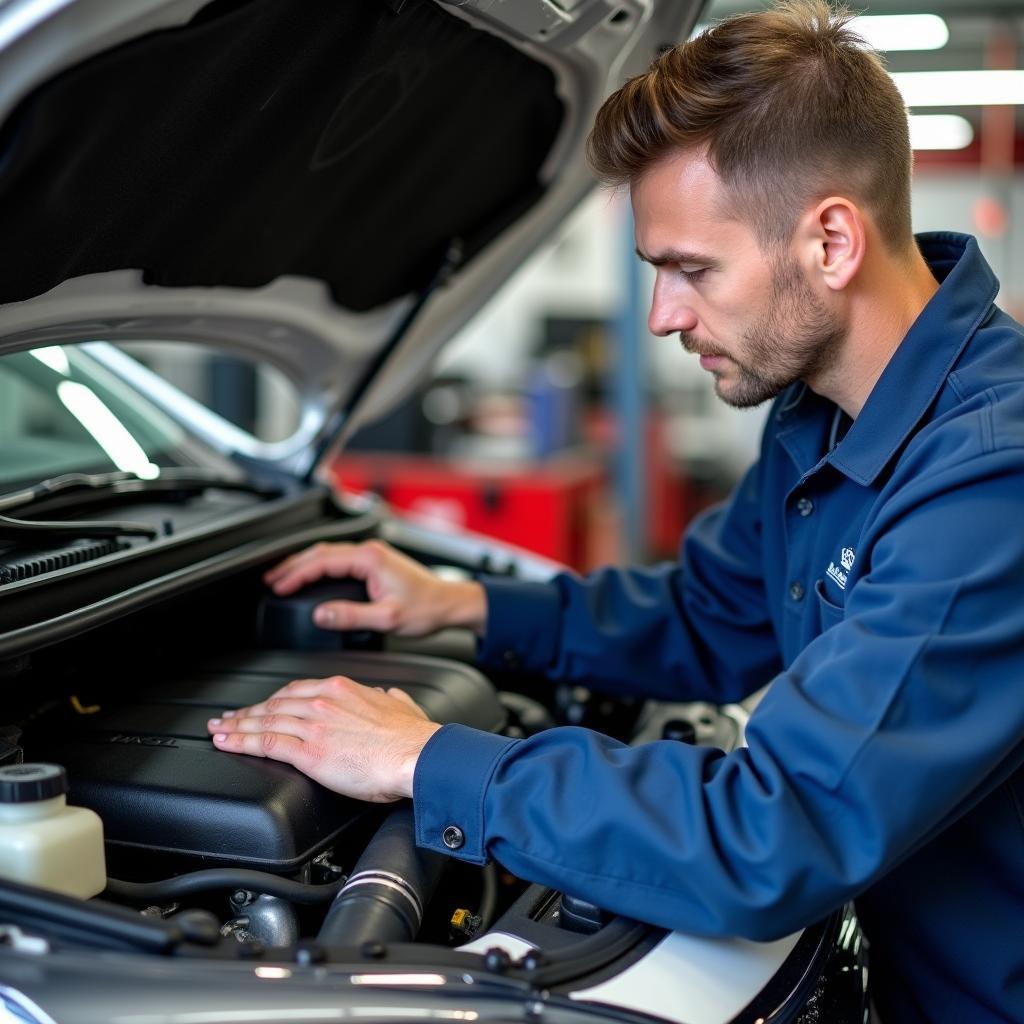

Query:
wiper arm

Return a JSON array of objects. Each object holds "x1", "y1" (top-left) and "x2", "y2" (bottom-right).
[
  {"x1": 0, "y1": 469, "x2": 283, "y2": 515},
  {"x1": 0, "y1": 513, "x2": 158, "y2": 541},
  {"x1": 0, "y1": 470, "x2": 137, "y2": 513}
]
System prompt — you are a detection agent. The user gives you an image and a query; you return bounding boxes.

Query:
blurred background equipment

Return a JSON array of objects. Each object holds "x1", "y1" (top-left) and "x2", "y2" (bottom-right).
[{"x1": 119, "y1": 0, "x2": 1023, "y2": 571}]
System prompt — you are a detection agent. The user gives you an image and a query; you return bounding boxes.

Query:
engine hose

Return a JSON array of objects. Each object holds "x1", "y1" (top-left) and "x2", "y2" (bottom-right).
[
  {"x1": 104, "y1": 869, "x2": 346, "y2": 906},
  {"x1": 318, "y1": 803, "x2": 446, "y2": 947},
  {"x1": 478, "y1": 862, "x2": 498, "y2": 932}
]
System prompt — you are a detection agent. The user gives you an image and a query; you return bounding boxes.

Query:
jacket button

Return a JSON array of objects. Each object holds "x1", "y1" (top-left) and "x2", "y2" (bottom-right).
[
  {"x1": 796, "y1": 497, "x2": 814, "y2": 517},
  {"x1": 442, "y1": 826, "x2": 465, "y2": 850},
  {"x1": 789, "y1": 581, "x2": 805, "y2": 601}
]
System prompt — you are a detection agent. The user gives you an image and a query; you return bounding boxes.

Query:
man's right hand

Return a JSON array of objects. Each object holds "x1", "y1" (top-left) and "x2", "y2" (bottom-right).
[{"x1": 263, "y1": 539, "x2": 487, "y2": 638}]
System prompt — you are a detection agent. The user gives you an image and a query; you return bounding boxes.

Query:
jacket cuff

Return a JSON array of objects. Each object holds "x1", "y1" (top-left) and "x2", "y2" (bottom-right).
[
  {"x1": 477, "y1": 576, "x2": 562, "y2": 674},
  {"x1": 413, "y1": 723, "x2": 518, "y2": 865}
]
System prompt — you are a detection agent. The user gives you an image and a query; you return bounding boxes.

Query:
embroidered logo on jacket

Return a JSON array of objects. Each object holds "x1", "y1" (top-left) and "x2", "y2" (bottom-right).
[{"x1": 827, "y1": 547, "x2": 856, "y2": 590}]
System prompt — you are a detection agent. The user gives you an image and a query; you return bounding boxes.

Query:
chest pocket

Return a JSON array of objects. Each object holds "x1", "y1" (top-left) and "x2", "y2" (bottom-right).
[{"x1": 814, "y1": 578, "x2": 845, "y2": 632}]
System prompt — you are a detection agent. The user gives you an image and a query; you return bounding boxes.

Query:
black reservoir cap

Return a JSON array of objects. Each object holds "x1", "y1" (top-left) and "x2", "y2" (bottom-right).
[
  {"x1": 256, "y1": 578, "x2": 380, "y2": 651},
  {"x1": 0, "y1": 763, "x2": 68, "y2": 803}
]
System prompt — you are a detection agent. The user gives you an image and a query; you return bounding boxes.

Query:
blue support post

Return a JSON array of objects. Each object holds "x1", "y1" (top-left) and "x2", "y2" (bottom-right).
[{"x1": 612, "y1": 203, "x2": 647, "y2": 562}]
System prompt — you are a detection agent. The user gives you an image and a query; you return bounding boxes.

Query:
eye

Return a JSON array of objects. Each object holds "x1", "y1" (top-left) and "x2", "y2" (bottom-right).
[{"x1": 679, "y1": 267, "x2": 708, "y2": 283}]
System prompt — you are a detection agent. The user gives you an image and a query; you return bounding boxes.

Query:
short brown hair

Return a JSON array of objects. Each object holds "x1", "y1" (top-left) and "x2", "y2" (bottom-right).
[{"x1": 587, "y1": 0, "x2": 913, "y2": 253}]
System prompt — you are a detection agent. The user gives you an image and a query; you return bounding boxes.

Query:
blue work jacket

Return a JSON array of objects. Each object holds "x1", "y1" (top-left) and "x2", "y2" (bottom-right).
[{"x1": 414, "y1": 233, "x2": 1024, "y2": 1023}]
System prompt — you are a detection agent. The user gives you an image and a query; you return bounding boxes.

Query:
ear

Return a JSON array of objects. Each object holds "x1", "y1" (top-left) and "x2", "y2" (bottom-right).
[{"x1": 797, "y1": 197, "x2": 866, "y2": 292}]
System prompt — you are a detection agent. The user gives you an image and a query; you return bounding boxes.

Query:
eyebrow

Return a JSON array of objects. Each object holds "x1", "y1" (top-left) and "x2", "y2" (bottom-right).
[{"x1": 635, "y1": 247, "x2": 721, "y2": 269}]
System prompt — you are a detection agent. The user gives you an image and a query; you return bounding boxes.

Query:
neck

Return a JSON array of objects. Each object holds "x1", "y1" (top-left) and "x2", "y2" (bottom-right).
[{"x1": 811, "y1": 243, "x2": 940, "y2": 419}]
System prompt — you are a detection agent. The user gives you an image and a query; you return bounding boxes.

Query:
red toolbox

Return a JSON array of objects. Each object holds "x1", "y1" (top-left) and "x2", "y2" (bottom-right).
[{"x1": 330, "y1": 452, "x2": 611, "y2": 571}]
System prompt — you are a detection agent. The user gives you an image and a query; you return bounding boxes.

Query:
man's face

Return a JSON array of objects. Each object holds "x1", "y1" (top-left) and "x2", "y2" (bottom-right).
[{"x1": 631, "y1": 151, "x2": 846, "y2": 408}]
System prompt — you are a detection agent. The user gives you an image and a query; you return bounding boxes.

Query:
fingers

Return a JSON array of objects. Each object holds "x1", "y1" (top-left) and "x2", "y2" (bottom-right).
[
  {"x1": 265, "y1": 544, "x2": 362, "y2": 595},
  {"x1": 208, "y1": 703, "x2": 319, "y2": 769},
  {"x1": 206, "y1": 676, "x2": 425, "y2": 736},
  {"x1": 264, "y1": 541, "x2": 388, "y2": 596},
  {"x1": 210, "y1": 729, "x2": 308, "y2": 766},
  {"x1": 262, "y1": 543, "x2": 328, "y2": 588},
  {"x1": 208, "y1": 676, "x2": 355, "y2": 725},
  {"x1": 208, "y1": 711, "x2": 314, "y2": 741},
  {"x1": 313, "y1": 596, "x2": 400, "y2": 633}
]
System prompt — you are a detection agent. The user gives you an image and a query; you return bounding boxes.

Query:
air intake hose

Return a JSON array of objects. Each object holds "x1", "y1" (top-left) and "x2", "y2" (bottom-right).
[{"x1": 318, "y1": 803, "x2": 446, "y2": 946}]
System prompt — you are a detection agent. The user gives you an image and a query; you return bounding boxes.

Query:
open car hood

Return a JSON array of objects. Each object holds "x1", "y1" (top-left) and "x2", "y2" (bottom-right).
[{"x1": 0, "y1": 0, "x2": 700, "y2": 476}]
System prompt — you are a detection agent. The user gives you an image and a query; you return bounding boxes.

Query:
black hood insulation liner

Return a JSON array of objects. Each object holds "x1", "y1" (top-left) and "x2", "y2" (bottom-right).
[{"x1": 0, "y1": 0, "x2": 564, "y2": 311}]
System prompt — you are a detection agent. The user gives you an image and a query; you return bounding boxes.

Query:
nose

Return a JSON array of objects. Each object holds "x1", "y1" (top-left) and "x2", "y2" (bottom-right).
[{"x1": 648, "y1": 274, "x2": 699, "y2": 337}]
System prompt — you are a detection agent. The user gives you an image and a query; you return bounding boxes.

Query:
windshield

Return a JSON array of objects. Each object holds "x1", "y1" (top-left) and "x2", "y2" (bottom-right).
[{"x1": 0, "y1": 345, "x2": 194, "y2": 488}]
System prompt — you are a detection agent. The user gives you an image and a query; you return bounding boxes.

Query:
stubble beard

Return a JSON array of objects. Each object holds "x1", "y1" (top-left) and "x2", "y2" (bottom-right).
[{"x1": 683, "y1": 255, "x2": 847, "y2": 409}]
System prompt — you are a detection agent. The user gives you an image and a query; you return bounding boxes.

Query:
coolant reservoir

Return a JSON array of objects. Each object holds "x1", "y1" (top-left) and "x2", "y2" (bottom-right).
[{"x1": 0, "y1": 763, "x2": 106, "y2": 899}]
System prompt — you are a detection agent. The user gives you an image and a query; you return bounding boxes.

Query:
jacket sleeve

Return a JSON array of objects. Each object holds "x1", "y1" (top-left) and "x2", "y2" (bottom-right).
[
  {"x1": 476, "y1": 456, "x2": 781, "y2": 705},
  {"x1": 415, "y1": 449, "x2": 1024, "y2": 940}
]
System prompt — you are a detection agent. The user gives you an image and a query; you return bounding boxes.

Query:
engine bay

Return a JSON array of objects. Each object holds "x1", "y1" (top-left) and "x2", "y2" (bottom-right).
[
  {"x1": 2, "y1": 531, "x2": 654, "y2": 956},
  {"x1": 0, "y1": 507, "x2": 866, "y2": 1024}
]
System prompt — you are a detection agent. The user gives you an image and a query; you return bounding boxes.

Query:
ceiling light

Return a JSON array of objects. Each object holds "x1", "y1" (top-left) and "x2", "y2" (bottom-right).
[
  {"x1": 909, "y1": 114, "x2": 974, "y2": 151},
  {"x1": 892, "y1": 70, "x2": 1024, "y2": 107},
  {"x1": 850, "y1": 15, "x2": 949, "y2": 52}
]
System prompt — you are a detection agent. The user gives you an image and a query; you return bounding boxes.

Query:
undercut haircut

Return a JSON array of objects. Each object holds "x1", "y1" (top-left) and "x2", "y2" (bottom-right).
[{"x1": 587, "y1": 0, "x2": 914, "y2": 254}]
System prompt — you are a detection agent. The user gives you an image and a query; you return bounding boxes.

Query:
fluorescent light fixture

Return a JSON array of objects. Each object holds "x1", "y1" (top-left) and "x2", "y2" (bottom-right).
[
  {"x1": 114, "y1": 1012, "x2": 346, "y2": 1023},
  {"x1": 892, "y1": 70, "x2": 1024, "y2": 107},
  {"x1": 56, "y1": 381, "x2": 160, "y2": 479},
  {"x1": 909, "y1": 114, "x2": 974, "y2": 151},
  {"x1": 691, "y1": 15, "x2": 949, "y2": 51},
  {"x1": 348, "y1": 1012, "x2": 478, "y2": 1021},
  {"x1": 350, "y1": 974, "x2": 447, "y2": 986},
  {"x1": 850, "y1": 15, "x2": 948, "y2": 52},
  {"x1": 253, "y1": 966, "x2": 292, "y2": 979}
]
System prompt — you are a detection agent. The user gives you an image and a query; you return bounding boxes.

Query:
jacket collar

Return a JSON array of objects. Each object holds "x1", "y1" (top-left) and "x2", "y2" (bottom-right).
[{"x1": 776, "y1": 232, "x2": 999, "y2": 486}]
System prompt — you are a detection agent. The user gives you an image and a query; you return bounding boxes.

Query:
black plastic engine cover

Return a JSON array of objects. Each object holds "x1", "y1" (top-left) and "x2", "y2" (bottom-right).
[{"x1": 36, "y1": 650, "x2": 505, "y2": 871}]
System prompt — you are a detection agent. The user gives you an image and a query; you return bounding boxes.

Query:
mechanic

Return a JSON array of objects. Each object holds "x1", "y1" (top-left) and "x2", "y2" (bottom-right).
[{"x1": 207, "y1": 3, "x2": 1024, "y2": 1021}]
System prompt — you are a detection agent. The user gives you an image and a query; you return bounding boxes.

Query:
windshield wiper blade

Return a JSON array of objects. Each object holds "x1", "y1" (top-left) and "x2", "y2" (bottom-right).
[
  {"x1": 0, "y1": 513, "x2": 158, "y2": 541},
  {"x1": 0, "y1": 471, "x2": 136, "y2": 512},
  {"x1": 0, "y1": 469, "x2": 283, "y2": 515}
]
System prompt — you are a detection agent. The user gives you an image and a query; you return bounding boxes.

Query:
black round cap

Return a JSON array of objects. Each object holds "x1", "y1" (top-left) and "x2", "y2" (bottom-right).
[{"x1": 0, "y1": 763, "x2": 68, "y2": 803}]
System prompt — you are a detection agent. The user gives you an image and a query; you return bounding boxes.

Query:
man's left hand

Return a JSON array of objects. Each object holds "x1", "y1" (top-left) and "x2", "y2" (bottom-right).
[{"x1": 206, "y1": 676, "x2": 441, "y2": 802}]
